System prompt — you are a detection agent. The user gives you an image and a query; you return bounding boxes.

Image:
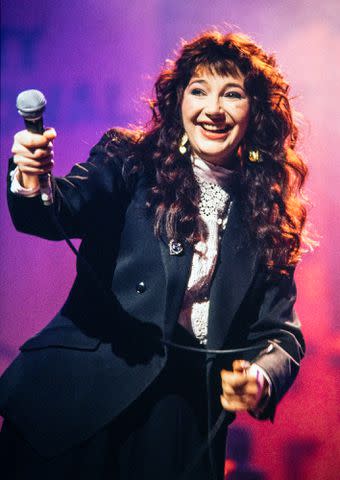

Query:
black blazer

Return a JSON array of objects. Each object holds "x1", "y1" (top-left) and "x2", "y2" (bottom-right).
[{"x1": 0, "y1": 130, "x2": 305, "y2": 457}]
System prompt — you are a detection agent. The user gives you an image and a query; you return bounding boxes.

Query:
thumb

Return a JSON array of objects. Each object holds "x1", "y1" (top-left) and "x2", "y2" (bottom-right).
[
  {"x1": 43, "y1": 127, "x2": 57, "y2": 140},
  {"x1": 232, "y1": 359, "x2": 250, "y2": 374}
]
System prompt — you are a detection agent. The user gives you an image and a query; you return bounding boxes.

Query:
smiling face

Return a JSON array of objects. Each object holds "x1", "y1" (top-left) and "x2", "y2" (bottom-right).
[{"x1": 181, "y1": 67, "x2": 250, "y2": 167}]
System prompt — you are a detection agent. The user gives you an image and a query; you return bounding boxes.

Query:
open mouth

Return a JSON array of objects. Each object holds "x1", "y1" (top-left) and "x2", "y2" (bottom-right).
[
  {"x1": 199, "y1": 123, "x2": 231, "y2": 134},
  {"x1": 198, "y1": 123, "x2": 232, "y2": 140}
]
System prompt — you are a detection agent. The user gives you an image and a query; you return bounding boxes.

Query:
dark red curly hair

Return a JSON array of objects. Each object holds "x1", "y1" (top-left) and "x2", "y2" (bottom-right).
[{"x1": 114, "y1": 31, "x2": 311, "y2": 272}]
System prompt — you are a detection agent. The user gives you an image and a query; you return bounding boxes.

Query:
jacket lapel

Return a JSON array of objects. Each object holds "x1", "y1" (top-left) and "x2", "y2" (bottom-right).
[
  {"x1": 207, "y1": 200, "x2": 259, "y2": 349},
  {"x1": 158, "y1": 236, "x2": 193, "y2": 339},
  {"x1": 158, "y1": 199, "x2": 259, "y2": 348}
]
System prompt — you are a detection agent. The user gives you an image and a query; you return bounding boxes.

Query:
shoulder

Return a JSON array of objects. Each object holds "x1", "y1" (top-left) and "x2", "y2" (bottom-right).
[
  {"x1": 91, "y1": 127, "x2": 142, "y2": 159},
  {"x1": 91, "y1": 127, "x2": 147, "y2": 184}
]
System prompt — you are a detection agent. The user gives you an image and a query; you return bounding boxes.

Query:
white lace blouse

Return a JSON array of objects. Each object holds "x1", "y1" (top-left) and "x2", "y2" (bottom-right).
[{"x1": 178, "y1": 156, "x2": 236, "y2": 345}]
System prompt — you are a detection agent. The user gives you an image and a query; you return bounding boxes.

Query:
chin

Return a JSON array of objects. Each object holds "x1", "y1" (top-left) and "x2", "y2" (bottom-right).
[
  {"x1": 199, "y1": 148, "x2": 231, "y2": 161},
  {"x1": 196, "y1": 140, "x2": 232, "y2": 157}
]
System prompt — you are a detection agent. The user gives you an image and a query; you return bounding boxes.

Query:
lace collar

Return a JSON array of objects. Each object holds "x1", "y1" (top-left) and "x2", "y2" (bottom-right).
[{"x1": 191, "y1": 155, "x2": 239, "y2": 192}]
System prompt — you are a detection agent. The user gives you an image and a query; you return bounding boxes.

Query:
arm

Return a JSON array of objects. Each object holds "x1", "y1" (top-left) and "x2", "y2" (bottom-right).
[
  {"x1": 7, "y1": 129, "x2": 131, "y2": 240},
  {"x1": 247, "y1": 267, "x2": 304, "y2": 418},
  {"x1": 220, "y1": 267, "x2": 305, "y2": 419}
]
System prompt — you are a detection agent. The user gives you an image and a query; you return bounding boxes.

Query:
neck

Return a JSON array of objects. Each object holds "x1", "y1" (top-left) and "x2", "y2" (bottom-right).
[
  {"x1": 191, "y1": 154, "x2": 238, "y2": 188},
  {"x1": 192, "y1": 152, "x2": 238, "y2": 170}
]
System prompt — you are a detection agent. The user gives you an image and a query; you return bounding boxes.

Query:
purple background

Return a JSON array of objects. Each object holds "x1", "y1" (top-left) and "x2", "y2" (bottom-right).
[{"x1": 1, "y1": 1, "x2": 340, "y2": 478}]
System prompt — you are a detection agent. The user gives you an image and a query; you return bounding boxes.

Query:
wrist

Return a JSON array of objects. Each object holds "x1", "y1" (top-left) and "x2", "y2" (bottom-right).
[
  {"x1": 10, "y1": 167, "x2": 40, "y2": 197},
  {"x1": 20, "y1": 171, "x2": 40, "y2": 189}
]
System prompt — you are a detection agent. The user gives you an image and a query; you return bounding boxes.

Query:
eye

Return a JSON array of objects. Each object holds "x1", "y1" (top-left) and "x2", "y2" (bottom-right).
[
  {"x1": 190, "y1": 88, "x2": 206, "y2": 96},
  {"x1": 224, "y1": 91, "x2": 243, "y2": 99}
]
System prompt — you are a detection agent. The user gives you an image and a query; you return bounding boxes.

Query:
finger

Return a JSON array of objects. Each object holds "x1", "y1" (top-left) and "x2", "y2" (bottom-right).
[
  {"x1": 241, "y1": 383, "x2": 259, "y2": 395},
  {"x1": 220, "y1": 395, "x2": 248, "y2": 412},
  {"x1": 15, "y1": 158, "x2": 54, "y2": 175},
  {"x1": 232, "y1": 359, "x2": 250, "y2": 373},
  {"x1": 223, "y1": 391, "x2": 258, "y2": 404},
  {"x1": 17, "y1": 164, "x2": 54, "y2": 175},
  {"x1": 220, "y1": 382, "x2": 237, "y2": 395},
  {"x1": 222, "y1": 391, "x2": 258, "y2": 410},
  {"x1": 221, "y1": 370, "x2": 249, "y2": 389},
  {"x1": 43, "y1": 127, "x2": 57, "y2": 141},
  {"x1": 14, "y1": 130, "x2": 52, "y2": 149},
  {"x1": 12, "y1": 144, "x2": 53, "y2": 159},
  {"x1": 221, "y1": 382, "x2": 259, "y2": 396},
  {"x1": 14, "y1": 156, "x2": 54, "y2": 168}
]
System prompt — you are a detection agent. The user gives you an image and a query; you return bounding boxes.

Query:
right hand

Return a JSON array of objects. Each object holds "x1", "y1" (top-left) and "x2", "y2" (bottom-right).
[{"x1": 11, "y1": 128, "x2": 57, "y2": 189}]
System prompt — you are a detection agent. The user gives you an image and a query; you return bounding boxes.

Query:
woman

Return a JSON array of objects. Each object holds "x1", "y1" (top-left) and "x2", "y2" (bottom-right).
[{"x1": 0, "y1": 31, "x2": 307, "y2": 480}]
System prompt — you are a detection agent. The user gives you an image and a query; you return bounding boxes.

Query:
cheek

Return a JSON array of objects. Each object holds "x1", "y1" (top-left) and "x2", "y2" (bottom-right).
[
  {"x1": 236, "y1": 106, "x2": 251, "y2": 133},
  {"x1": 181, "y1": 95, "x2": 198, "y2": 123},
  {"x1": 181, "y1": 100, "x2": 188, "y2": 127}
]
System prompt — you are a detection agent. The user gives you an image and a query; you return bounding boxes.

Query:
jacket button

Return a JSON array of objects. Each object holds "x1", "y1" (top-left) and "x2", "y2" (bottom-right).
[{"x1": 136, "y1": 281, "x2": 146, "y2": 294}]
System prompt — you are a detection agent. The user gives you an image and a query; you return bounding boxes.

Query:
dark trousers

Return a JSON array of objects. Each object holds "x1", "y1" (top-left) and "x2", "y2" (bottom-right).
[{"x1": 0, "y1": 329, "x2": 227, "y2": 480}]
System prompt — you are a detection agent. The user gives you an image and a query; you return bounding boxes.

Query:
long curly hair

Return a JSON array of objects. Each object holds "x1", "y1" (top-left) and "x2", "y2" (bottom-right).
[{"x1": 116, "y1": 31, "x2": 310, "y2": 272}]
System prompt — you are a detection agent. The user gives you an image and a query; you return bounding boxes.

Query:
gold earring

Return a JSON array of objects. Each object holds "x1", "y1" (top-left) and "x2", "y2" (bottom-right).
[
  {"x1": 248, "y1": 149, "x2": 262, "y2": 163},
  {"x1": 179, "y1": 133, "x2": 189, "y2": 155}
]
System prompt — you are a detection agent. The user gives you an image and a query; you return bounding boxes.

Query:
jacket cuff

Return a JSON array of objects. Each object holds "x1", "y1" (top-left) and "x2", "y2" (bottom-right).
[
  {"x1": 10, "y1": 167, "x2": 40, "y2": 197},
  {"x1": 247, "y1": 363, "x2": 272, "y2": 419}
]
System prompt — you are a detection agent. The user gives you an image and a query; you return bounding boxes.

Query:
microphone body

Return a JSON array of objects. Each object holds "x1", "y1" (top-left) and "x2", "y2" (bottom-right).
[{"x1": 16, "y1": 89, "x2": 53, "y2": 206}]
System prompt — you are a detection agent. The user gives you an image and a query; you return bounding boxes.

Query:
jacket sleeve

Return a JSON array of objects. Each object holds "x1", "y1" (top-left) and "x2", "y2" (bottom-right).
[
  {"x1": 247, "y1": 267, "x2": 305, "y2": 420},
  {"x1": 7, "y1": 130, "x2": 131, "y2": 240}
]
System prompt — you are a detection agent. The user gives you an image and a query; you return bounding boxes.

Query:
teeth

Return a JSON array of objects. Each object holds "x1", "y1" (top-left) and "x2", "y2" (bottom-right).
[{"x1": 201, "y1": 123, "x2": 228, "y2": 132}]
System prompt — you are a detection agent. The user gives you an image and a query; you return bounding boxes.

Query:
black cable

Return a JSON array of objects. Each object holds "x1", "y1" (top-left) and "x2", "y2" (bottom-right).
[
  {"x1": 178, "y1": 409, "x2": 227, "y2": 480},
  {"x1": 162, "y1": 339, "x2": 269, "y2": 355}
]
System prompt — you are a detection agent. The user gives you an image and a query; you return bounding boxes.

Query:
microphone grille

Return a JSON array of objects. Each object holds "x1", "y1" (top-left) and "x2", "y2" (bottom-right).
[{"x1": 16, "y1": 89, "x2": 47, "y2": 119}]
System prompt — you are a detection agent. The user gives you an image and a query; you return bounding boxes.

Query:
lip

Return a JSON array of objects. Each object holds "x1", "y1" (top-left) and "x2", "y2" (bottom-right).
[{"x1": 198, "y1": 124, "x2": 231, "y2": 140}]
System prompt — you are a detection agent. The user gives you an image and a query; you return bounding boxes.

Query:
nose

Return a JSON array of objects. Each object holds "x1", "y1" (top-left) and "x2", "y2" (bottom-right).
[{"x1": 204, "y1": 94, "x2": 224, "y2": 117}]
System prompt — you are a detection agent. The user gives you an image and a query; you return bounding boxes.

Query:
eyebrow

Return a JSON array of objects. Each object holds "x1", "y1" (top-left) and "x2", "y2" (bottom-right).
[{"x1": 188, "y1": 78, "x2": 245, "y2": 91}]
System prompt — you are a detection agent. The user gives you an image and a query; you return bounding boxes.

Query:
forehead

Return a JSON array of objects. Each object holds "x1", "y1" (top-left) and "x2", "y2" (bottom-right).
[
  {"x1": 188, "y1": 65, "x2": 245, "y2": 85},
  {"x1": 190, "y1": 64, "x2": 245, "y2": 82}
]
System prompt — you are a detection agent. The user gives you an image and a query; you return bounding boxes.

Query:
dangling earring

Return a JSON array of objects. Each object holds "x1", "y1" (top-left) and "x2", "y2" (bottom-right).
[
  {"x1": 179, "y1": 133, "x2": 189, "y2": 155},
  {"x1": 248, "y1": 148, "x2": 262, "y2": 163}
]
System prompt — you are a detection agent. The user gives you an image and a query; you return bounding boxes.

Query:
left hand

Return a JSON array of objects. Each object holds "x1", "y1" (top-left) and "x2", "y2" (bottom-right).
[{"x1": 220, "y1": 360, "x2": 267, "y2": 412}]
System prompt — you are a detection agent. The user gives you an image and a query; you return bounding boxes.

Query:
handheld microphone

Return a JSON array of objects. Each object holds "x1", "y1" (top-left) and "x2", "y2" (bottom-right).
[{"x1": 16, "y1": 89, "x2": 53, "y2": 206}]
